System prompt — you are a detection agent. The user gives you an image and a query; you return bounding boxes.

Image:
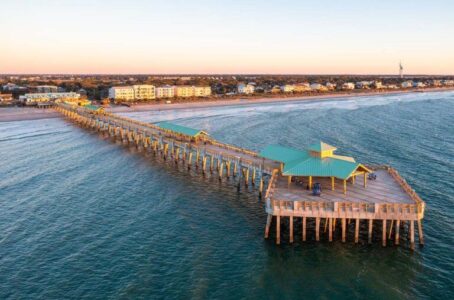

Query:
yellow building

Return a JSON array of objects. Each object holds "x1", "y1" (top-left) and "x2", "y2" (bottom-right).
[
  {"x1": 193, "y1": 86, "x2": 211, "y2": 97},
  {"x1": 175, "y1": 86, "x2": 194, "y2": 98}
]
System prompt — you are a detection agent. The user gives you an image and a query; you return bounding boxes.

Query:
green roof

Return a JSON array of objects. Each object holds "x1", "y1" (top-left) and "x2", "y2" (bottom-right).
[
  {"x1": 84, "y1": 104, "x2": 101, "y2": 111},
  {"x1": 259, "y1": 142, "x2": 370, "y2": 180},
  {"x1": 307, "y1": 141, "x2": 337, "y2": 152},
  {"x1": 259, "y1": 145, "x2": 308, "y2": 164},
  {"x1": 156, "y1": 121, "x2": 208, "y2": 137}
]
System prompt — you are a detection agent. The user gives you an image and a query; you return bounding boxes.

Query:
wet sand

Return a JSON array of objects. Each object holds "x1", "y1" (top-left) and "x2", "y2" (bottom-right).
[{"x1": 0, "y1": 107, "x2": 60, "y2": 122}]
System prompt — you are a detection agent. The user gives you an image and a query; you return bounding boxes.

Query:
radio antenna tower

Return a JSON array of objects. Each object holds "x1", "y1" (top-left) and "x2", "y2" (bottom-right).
[{"x1": 399, "y1": 61, "x2": 404, "y2": 78}]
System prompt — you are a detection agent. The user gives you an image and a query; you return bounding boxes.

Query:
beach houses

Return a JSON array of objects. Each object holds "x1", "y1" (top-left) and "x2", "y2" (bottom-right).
[
  {"x1": 294, "y1": 83, "x2": 312, "y2": 92},
  {"x1": 281, "y1": 84, "x2": 295, "y2": 93},
  {"x1": 342, "y1": 82, "x2": 355, "y2": 90},
  {"x1": 237, "y1": 83, "x2": 255, "y2": 94},
  {"x1": 401, "y1": 81, "x2": 413, "y2": 88},
  {"x1": 310, "y1": 83, "x2": 327, "y2": 91},
  {"x1": 175, "y1": 86, "x2": 211, "y2": 98}
]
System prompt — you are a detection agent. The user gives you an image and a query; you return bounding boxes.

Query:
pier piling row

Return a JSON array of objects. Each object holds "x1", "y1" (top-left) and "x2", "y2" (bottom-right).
[{"x1": 55, "y1": 104, "x2": 277, "y2": 192}]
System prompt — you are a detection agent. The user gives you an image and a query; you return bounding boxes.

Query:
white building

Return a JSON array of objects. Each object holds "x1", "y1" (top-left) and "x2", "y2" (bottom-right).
[
  {"x1": 342, "y1": 82, "x2": 355, "y2": 90},
  {"x1": 401, "y1": 81, "x2": 413, "y2": 88},
  {"x1": 372, "y1": 81, "x2": 383, "y2": 89},
  {"x1": 325, "y1": 82, "x2": 336, "y2": 90},
  {"x1": 237, "y1": 83, "x2": 255, "y2": 94},
  {"x1": 36, "y1": 85, "x2": 58, "y2": 93},
  {"x1": 108, "y1": 86, "x2": 135, "y2": 101},
  {"x1": 413, "y1": 82, "x2": 426, "y2": 88},
  {"x1": 19, "y1": 92, "x2": 80, "y2": 104},
  {"x1": 155, "y1": 85, "x2": 175, "y2": 98}
]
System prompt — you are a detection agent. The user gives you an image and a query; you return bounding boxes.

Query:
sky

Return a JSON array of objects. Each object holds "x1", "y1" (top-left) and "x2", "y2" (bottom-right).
[{"x1": 1, "y1": 0, "x2": 454, "y2": 75}]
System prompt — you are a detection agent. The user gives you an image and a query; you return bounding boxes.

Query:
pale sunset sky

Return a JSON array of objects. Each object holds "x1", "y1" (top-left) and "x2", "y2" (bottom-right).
[{"x1": 1, "y1": 0, "x2": 453, "y2": 74}]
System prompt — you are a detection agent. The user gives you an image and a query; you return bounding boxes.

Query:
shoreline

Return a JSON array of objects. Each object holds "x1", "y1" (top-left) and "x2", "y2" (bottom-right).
[
  {"x1": 107, "y1": 87, "x2": 454, "y2": 113},
  {"x1": 1, "y1": 87, "x2": 453, "y2": 122}
]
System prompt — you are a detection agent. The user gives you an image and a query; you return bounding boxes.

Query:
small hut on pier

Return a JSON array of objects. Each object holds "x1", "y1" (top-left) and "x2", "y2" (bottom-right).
[
  {"x1": 156, "y1": 121, "x2": 210, "y2": 142},
  {"x1": 259, "y1": 141, "x2": 371, "y2": 194}
]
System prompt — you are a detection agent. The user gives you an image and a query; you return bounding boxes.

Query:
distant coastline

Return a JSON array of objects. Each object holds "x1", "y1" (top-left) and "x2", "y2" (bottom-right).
[
  {"x1": 1, "y1": 87, "x2": 453, "y2": 122},
  {"x1": 107, "y1": 86, "x2": 454, "y2": 113}
]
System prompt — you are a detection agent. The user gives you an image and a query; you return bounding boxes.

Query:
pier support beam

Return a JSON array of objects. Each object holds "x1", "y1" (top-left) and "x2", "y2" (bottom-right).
[
  {"x1": 395, "y1": 220, "x2": 400, "y2": 245},
  {"x1": 368, "y1": 219, "x2": 373, "y2": 244},
  {"x1": 276, "y1": 216, "x2": 281, "y2": 245},
  {"x1": 342, "y1": 218, "x2": 346, "y2": 242},
  {"x1": 382, "y1": 220, "x2": 387, "y2": 247},
  {"x1": 417, "y1": 220, "x2": 424, "y2": 246},
  {"x1": 265, "y1": 214, "x2": 272, "y2": 238},
  {"x1": 331, "y1": 177, "x2": 335, "y2": 191},
  {"x1": 355, "y1": 218, "x2": 360, "y2": 243},
  {"x1": 302, "y1": 217, "x2": 307, "y2": 241},
  {"x1": 315, "y1": 217, "x2": 320, "y2": 241},
  {"x1": 289, "y1": 216, "x2": 294, "y2": 243},
  {"x1": 329, "y1": 218, "x2": 333, "y2": 242},
  {"x1": 410, "y1": 220, "x2": 415, "y2": 250}
]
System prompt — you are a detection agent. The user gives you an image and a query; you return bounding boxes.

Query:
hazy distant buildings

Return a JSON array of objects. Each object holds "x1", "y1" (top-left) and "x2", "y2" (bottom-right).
[
  {"x1": 19, "y1": 92, "x2": 80, "y2": 104},
  {"x1": 36, "y1": 85, "x2": 58, "y2": 93},
  {"x1": 294, "y1": 83, "x2": 311, "y2": 92},
  {"x1": 0, "y1": 93, "x2": 13, "y2": 102},
  {"x1": 401, "y1": 81, "x2": 413, "y2": 88},
  {"x1": 281, "y1": 84, "x2": 295, "y2": 93}
]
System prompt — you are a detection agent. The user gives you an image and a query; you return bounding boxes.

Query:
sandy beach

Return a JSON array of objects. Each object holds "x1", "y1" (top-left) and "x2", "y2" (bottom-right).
[
  {"x1": 106, "y1": 87, "x2": 454, "y2": 113},
  {"x1": 1, "y1": 87, "x2": 453, "y2": 122}
]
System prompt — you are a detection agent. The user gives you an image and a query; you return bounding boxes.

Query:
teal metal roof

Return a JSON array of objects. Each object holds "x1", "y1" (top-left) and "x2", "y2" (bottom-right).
[
  {"x1": 259, "y1": 142, "x2": 370, "y2": 180},
  {"x1": 84, "y1": 104, "x2": 102, "y2": 111},
  {"x1": 259, "y1": 145, "x2": 308, "y2": 164},
  {"x1": 156, "y1": 121, "x2": 207, "y2": 137},
  {"x1": 307, "y1": 141, "x2": 337, "y2": 152}
]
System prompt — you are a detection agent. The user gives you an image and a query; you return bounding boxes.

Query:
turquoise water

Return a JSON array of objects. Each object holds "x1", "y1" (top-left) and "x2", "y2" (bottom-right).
[{"x1": 1, "y1": 92, "x2": 453, "y2": 299}]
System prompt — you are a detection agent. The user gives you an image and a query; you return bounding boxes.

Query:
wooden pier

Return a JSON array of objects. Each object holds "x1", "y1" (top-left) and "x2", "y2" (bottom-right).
[{"x1": 55, "y1": 103, "x2": 425, "y2": 249}]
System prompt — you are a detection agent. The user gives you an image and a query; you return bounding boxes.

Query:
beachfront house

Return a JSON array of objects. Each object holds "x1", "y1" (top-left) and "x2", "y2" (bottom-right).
[
  {"x1": 310, "y1": 83, "x2": 327, "y2": 91},
  {"x1": 237, "y1": 83, "x2": 255, "y2": 94},
  {"x1": 294, "y1": 83, "x2": 312, "y2": 92},
  {"x1": 401, "y1": 81, "x2": 413, "y2": 88},
  {"x1": 342, "y1": 82, "x2": 355, "y2": 90},
  {"x1": 19, "y1": 92, "x2": 80, "y2": 105},
  {"x1": 281, "y1": 84, "x2": 295, "y2": 93},
  {"x1": 413, "y1": 82, "x2": 426, "y2": 88}
]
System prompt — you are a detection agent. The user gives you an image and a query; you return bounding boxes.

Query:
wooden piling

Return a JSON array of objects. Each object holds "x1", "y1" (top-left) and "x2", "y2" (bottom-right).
[
  {"x1": 341, "y1": 218, "x2": 346, "y2": 242},
  {"x1": 265, "y1": 214, "x2": 272, "y2": 238},
  {"x1": 368, "y1": 219, "x2": 373, "y2": 244},
  {"x1": 289, "y1": 216, "x2": 294, "y2": 243},
  {"x1": 276, "y1": 216, "x2": 281, "y2": 245},
  {"x1": 355, "y1": 218, "x2": 360, "y2": 243},
  {"x1": 382, "y1": 220, "x2": 387, "y2": 247},
  {"x1": 410, "y1": 220, "x2": 415, "y2": 250},
  {"x1": 302, "y1": 217, "x2": 307, "y2": 241},
  {"x1": 395, "y1": 220, "x2": 400, "y2": 245},
  {"x1": 315, "y1": 217, "x2": 320, "y2": 241},
  {"x1": 417, "y1": 220, "x2": 424, "y2": 246},
  {"x1": 328, "y1": 218, "x2": 333, "y2": 242}
]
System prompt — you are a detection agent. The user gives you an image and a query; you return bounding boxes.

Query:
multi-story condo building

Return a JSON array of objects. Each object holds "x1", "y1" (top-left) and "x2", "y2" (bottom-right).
[
  {"x1": 109, "y1": 86, "x2": 135, "y2": 101},
  {"x1": 155, "y1": 85, "x2": 175, "y2": 98},
  {"x1": 175, "y1": 86, "x2": 195, "y2": 98},
  {"x1": 294, "y1": 83, "x2": 311, "y2": 92},
  {"x1": 109, "y1": 85, "x2": 155, "y2": 101},
  {"x1": 19, "y1": 92, "x2": 80, "y2": 104},
  {"x1": 342, "y1": 82, "x2": 355, "y2": 90},
  {"x1": 133, "y1": 85, "x2": 155, "y2": 100},
  {"x1": 193, "y1": 86, "x2": 211, "y2": 97}
]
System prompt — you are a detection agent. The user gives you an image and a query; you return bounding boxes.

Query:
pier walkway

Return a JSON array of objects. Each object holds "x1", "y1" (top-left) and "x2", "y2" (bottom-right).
[{"x1": 55, "y1": 103, "x2": 425, "y2": 249}]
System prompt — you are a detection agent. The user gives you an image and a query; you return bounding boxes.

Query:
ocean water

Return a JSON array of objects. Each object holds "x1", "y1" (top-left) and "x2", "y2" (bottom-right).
[{"x1": 0, "y1": 91, "x2": 453, "y2": 299}]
